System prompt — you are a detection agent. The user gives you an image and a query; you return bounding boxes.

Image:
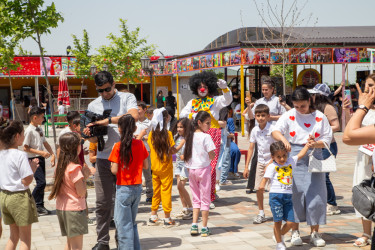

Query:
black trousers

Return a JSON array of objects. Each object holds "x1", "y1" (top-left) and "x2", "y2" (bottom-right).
[
  {"x1": 246, "y1": 143, "x2": 258, "y2": 190},
  {"x1": 30, "y1": 156, "x2": 46, "y2": 207}
]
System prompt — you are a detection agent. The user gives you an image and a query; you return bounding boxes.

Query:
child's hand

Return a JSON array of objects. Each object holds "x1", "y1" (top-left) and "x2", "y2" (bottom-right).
[
  {"x1": 50, "y1": 154, "x2": 56, "y2": 167},
  {"x1": 41, "y1": 151, "x2": 51, "y2": 159},
  {"x1": 89, "y1": 166, "x2": 96, "y2": 175},
  {"x1": 30, "y1": 158, "x2": 39, "y2": 173},
  {"x1": 179, "y1": 155, "x2": 184, "y2": 160}
]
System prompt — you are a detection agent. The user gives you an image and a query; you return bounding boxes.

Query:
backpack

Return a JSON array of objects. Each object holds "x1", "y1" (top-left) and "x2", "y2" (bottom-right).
[{"x1": 352, "y1": 174, "x2": 375, "y2": 221}]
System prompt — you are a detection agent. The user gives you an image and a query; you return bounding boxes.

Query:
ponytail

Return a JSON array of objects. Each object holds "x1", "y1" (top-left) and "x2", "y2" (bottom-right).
[{"x1": 118, "y1": 114, "x2": 136, "y2": 168}]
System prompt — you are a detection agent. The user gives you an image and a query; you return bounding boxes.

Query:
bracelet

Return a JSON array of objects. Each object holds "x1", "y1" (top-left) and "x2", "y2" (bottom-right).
[{"x1": 222, "y1": 88, "x2": 230, "y2": 93}]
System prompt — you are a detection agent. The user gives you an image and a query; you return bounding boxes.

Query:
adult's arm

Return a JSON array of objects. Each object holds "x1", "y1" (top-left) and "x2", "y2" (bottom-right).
[
  {"x1": 180, "y1": 100, "x2": 193, "y2": 118},
  {"x1": 343, "y1": 84, "x2": 375, "y2": 145},
  {"x1": 334, "y1": 82, "x2": 344, "y2": 96},
  {"x1": 325, "y1": 104, "x2": 340, "y2": 133},
  {"x1": 271, "y1": 130, "x2": 291, "y2": 152}
]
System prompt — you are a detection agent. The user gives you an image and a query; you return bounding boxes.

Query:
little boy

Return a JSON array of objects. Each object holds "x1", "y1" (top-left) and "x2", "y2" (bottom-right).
[
  {"x1": 57, "y1": 111, "x2": 80, "y2": 152},
  {"x1": 134, "y1": 101, "x2": 153, "y2": 203},
  {"x1": 243, "y1": 104, "x2": 274, "y2": 224},
  {"x1": 23, "y1": 106, "x2": 55, "y2": 215}
]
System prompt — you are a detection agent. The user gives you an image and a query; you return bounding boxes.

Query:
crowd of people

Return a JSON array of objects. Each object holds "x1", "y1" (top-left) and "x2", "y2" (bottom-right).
[{"x1": 1, "y1": 70, "x2": 375, "y2": 250}]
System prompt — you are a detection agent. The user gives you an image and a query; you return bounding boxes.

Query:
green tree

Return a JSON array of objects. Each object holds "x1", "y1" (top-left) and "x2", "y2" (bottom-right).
[
  {"x1": 0, "y1": 0, "x2": 64, "y2": 146},
  {"x1": 92, "y1": 19, "x2": 156, "y2": 87},
  {"x1": 270, "y1": 64, "x2": 293, "y2": 87},
  {"x1": 69, "y1": 29, "x2": 91, "y2": 111}
]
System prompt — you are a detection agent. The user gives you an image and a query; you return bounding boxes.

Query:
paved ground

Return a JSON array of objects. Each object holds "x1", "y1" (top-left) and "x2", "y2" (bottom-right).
[{"x1": 0, "y1": 128, "x2": 371, "y2": 250}]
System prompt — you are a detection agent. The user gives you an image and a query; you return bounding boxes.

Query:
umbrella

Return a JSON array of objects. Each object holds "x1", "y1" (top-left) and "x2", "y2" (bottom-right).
[{"x1": 58, "y1": 70, "x2": 70, "y2": 108}]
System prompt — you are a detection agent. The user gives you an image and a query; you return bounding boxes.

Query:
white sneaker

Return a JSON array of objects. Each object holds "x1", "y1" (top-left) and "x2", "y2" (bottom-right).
[
  {"x1": 291, "y1": 230, "x2": 303, "y2": 246},
  {"x1": 327, "y1": 205, "x2": 341, "y2": 215},
  {"x1": 215, "y1": 183, "x2": 221, "y2": 192},
  {"x1": 253, "y1": 214, "x2": 267, "y2": 224},
  {"x1": 275, "y1": 242, "x2": 286, "y2": 250},
  {"x1": 209, "y1": 203, "x2": 215, "y2": 209},
  {"x1": 310, "y1": 231, "x2": 325, "y2": 247}
]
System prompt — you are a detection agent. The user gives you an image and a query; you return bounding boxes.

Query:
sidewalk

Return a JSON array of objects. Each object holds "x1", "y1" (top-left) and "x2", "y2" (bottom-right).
[{"x1": 0, "y1": 129, "x2": 369, "y2": 249}]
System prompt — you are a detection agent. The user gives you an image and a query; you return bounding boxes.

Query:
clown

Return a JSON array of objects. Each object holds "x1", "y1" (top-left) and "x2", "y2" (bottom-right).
[{"x1": 180, "y1": 71, "x2": 232, "y2": 203}]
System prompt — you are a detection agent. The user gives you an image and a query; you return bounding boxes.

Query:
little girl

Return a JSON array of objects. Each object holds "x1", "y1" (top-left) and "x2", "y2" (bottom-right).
[
  {"x1": 173, "y1": 118, "x2": 193, "y2": 220},
  {"x1": 0, "y1": 119, "x2": 39, "y2": 250},
  {"x1": 184, "y1": 111, "x2": 216, "y2": 237},
  {"x1": 259, "y1": 141, "x2": 311, "y2": 250},
  {"x1": 49, "y1": 132, "x2": 89, "y2": 250},
  {"x1": 108, "y1": 114, "x2": 149, "y2": 249},
  {"x1": 147, "y1": 108, "x2": 184, "y2": 227}
]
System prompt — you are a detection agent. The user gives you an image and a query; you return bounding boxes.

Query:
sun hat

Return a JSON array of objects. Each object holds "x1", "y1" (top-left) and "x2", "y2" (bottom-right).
[{"x1": 308, "y1": 83, "x2": 331, "y2": 97}]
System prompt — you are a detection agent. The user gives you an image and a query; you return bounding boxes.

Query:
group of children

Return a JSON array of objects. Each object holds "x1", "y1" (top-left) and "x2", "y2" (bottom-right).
[{"x1": 0, "y1": 99, "x2": 317, "y2": 250}]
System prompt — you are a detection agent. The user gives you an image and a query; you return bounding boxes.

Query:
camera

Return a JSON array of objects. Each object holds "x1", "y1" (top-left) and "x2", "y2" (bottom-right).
[{"x1": 81, "y1": 109, "x2": 112, "y2": 151}]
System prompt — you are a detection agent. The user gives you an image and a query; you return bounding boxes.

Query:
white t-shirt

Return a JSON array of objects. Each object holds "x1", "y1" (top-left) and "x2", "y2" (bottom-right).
[
  {"x1": 249, "y1": 122, "x2": 275, "y2": 164},
  {"x1": 57, "y1": 126, "x2": 72, "y2": 145},
  {"x1": 23, "y1": 124, "x2": 47, "y2": 158},
  {"x1": 0, "y1": 149, "x2": 33, "y2": 191},
  {"x1": 134, "y1": 118, "x2": 151, "y2": 151},
  {"x1": 185, "y1": 132, "x2": 216, "y2": 169},
  {"x1": 58, "y1": 105, "x2": 65, "y2": 115},
  {"x1": 272, "y1": 109, "x2": 332, "y2": 145},
  {"x1": 264, "y1": 156, "x2": 298, "y2": 194}
]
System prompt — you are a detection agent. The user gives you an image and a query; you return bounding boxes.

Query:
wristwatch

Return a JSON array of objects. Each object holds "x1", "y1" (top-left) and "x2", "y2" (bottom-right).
[
  {"x1": 108, "y1": 117, "x2": 112, "y2": 124},
  {"x1": 358, "y1": 105, "x2": 369, "y2": 113}
]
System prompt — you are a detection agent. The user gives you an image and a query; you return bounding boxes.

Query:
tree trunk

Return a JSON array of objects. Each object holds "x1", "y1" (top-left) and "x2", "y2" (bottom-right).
[
  {"x1": 78, "y1": 77, "x2": 85, "y2": 112},
  {"x1": 7, "y1": 72, "x2": 17, "y2": 120}
]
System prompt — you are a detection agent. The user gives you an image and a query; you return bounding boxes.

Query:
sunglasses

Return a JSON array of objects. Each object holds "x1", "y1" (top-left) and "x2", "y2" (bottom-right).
[
  {"x1": 96, "y1": 87, "x2": 112, "y2": 93},
  {"x1": 35, "y1": 127, "x2": 43, "y2": 137}
]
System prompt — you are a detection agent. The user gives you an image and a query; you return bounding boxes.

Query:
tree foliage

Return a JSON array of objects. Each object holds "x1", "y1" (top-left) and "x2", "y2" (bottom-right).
[
  {"x1": 70, "y1": 29, "x2": 91, "y2": 79},
  {"x1": 270, "y1": 65, "x2": 293, "y2": 87},
  {"x1": 92, "y1": 19, "x2": 156, "y2": 83}
]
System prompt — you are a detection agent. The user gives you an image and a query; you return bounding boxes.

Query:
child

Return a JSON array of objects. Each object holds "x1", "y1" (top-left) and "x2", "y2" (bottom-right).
[
  {"x1": 108, "y1": 114, "x2": 149, "y2": 249},
  {"x1": 147, "y1": 108, "x2": 184, "y2": 227},
  {"x1": 259, "y1": 141, "x2": 310, "y2": 250},
  {"x1": 172, "y1": 118, "x2": 193, "y2": 219},
  {"x1": 134, "y1": 101, "x2": 153, "y2": 203},
  {"x1": 23, "y1": 106, "x2": 56, "y2": 216},
  {"x1": 0, "y1": 119, "x2": 39, "y2": 249},
  {"x1": 57, "y1": 111, "x2": 80, "y2": 153},
  {"x1": 184, "y1": 111, "x2": 216, "y2": 237},
  {"x1": 57, "y1": 101, "x2": 65, "y2": 128},
  {"x1": 49, "y1": 132, "x2": 89, "y2": 250},
  {"x1": 243, "y1": 104, "x2": 275, "y2": 224}
]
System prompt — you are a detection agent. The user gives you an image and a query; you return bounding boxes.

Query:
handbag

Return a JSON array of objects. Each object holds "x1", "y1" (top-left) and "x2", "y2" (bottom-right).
[
  {"x1": 308, "y1": 142, "x2": 337, "y2": 173},
  {"x1": 352, "y1": 174, "x2": 375, "y2": 221}
]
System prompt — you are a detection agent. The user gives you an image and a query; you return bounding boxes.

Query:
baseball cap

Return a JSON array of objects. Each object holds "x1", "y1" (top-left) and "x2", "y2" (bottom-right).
[{"x1": 308, "y1": 83, "x2": 331, "y2": 97}]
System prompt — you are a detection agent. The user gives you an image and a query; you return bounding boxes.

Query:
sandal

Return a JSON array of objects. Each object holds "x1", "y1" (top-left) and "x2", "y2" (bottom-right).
[{"x1": 353, "y1": 233, "x2": 371, "y2": 247}]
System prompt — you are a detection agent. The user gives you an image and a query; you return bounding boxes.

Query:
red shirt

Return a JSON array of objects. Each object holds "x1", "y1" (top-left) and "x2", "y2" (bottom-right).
[{"x1": 108, "y1": 139, "x2": 149, "y2": 186}]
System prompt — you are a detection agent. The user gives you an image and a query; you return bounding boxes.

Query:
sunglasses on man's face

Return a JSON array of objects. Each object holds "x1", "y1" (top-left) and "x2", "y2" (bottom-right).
[{"x1": 96, "y1": 86, "x2": 112, "y2": 93}]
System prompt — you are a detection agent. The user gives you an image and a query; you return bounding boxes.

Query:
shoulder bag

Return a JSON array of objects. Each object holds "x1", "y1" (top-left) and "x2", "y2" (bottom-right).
[
  {"x1": 352, "y1": 174, "x2": 375, "y2": 221},
  {"x1": 308, "y1": 141, "x2": 337, "y2": 173}
]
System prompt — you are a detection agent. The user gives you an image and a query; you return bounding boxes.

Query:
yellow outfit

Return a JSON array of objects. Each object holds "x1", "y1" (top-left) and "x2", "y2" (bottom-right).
[{"x1": 147, "y1": 131, "x2": 175, "y2": 213}]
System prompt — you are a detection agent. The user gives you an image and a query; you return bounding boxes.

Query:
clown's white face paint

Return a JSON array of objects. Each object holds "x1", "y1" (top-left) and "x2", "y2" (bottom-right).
[{"x1": 197, "y1": 83, "x2": 208, "y2": 98}]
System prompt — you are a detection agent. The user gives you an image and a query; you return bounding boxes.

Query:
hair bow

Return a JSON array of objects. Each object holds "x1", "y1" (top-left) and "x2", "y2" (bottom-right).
[{"x1": 150, "y1": 107, "x2": 166, "y2": 130}]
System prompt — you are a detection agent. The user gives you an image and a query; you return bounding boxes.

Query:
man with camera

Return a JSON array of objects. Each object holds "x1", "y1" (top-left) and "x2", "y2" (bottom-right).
[{"x1": 84, "y1": 71, "x2": 138, "y2": 250}]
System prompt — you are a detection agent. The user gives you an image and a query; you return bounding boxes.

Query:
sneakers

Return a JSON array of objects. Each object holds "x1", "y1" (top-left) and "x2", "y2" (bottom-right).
[
  {"x1": 220, "y1": 180, "x2": 233, "y2": 186},
  {"x1": 253, "y1": 214, "x2": 267, "y2": 224},
  {"x1": 215, "y1": 183, "x2": 221, "y2": 192},
  {"x1": 37, "y1": 206, "x2": 51, "y2": 216},
  {"x1": 291, "y1": 230, "x2": 303, "y2": 246},
  {"x1": 275, "y1": 242, "x2": 286, "y2": 250},
  {"x1": 200, "y1": 227, "x2": 211, "y2": 237},
  {"x1": 310, "y1": 231, "x2": 325, "y2": 247},
  {"x1": 327, "y1": 205, "x2": 341, "y2": 215},
  {"x1": 145, "y1": 197, "x2": 152, "y2": 203},
  {"x1": 182, "y1": 210, "x2": 193, "y2": 220},
  {"x1": 190, "y1": 224, "x2": 199, "y2": 236},
  {"x1": 147, "y1": 217, "x2": 161, "y2": 226},
  {"x1": 209, "y1": 203, "x2": 216, "y2": 209},
  {"x1": 163, "y1": 218, "x2": 179, "y2": 228}
]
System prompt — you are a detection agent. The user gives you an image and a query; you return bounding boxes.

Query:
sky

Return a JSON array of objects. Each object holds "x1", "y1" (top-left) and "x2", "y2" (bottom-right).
[
  {"x1": 19, "y1": 0, "x2": 375, "y2": 56},
  {"x1": 18, "y1": 0, "x2": 375, "y2": 84}
]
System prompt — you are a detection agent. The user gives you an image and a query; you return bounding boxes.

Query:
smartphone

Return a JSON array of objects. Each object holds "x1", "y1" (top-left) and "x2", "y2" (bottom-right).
[
  {"x1": 280, "y1": 95, "x2": 286, "y2": 103},
  {"x1": 344, "y1": 89, "x2": 353, "y2": 108}
]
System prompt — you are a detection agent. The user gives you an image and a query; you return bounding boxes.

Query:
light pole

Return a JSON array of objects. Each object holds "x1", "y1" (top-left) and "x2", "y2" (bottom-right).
[{"x1": 141, "y1": 55, "x2": 166, "y2": 105}]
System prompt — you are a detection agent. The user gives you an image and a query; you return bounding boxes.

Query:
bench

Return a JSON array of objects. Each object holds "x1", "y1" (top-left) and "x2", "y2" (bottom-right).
[
  {"x1": 44, "y1": 114, "x2": 68, "y2": 137},
  {"x1": 234, "y1": 132, "x2": 248, "y2": 163}
]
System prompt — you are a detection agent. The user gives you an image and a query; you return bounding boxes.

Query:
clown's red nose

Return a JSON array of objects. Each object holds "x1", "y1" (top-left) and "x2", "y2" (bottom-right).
[{"x1": 200, "y1": 87, "x2": 206, "y2": 92}]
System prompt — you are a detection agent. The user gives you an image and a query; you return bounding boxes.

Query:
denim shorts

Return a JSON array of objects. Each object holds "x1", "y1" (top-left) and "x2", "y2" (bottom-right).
[
  {"x1": 269, "y1": 193, "x2": 295, "y2": 223},
  {"x1": 174, "y1": 162, "x2": 189, "y2": 178}
]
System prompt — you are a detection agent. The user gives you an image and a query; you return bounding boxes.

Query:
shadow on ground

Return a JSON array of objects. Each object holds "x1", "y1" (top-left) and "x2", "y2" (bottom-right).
[{"x1": 140, "y1": 237, "x2": 182, "y2": 249}]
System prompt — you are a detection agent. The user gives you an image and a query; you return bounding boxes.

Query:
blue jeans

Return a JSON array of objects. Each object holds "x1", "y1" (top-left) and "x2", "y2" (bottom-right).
[
  {"x1": 322, "y1": 142, "x2": 338, "y2": 206},
  {"x1": 219, "y1": 144, "x2": 231, "y2": 184},
  {"x1": 229, "y1": 142, "x2": 241, "y2": 173},
  {"x1": 114, "y1": 184, "x2": 142, "y2": 250},
  {"x1": 31, "y1": 157, "x2": 46, "y2": 207},
  {"x1": 269, "y1": 193, "x2": 295, "y2": 222}
]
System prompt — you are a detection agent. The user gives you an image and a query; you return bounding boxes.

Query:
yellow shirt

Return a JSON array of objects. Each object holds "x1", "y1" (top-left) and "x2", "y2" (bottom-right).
[{"x1": 147, "y1": 130, "x2": 175, "y2": 173}]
